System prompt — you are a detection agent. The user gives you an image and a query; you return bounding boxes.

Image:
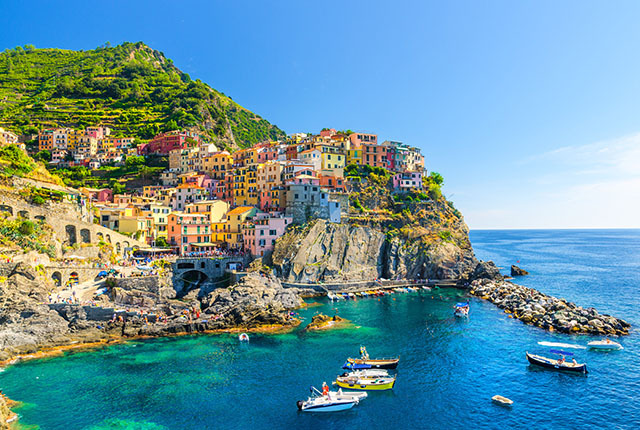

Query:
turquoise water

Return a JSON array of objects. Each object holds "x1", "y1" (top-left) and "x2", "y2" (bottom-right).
[{"x1": 1, "y1": 229, "x2": 639, "y2": 429}]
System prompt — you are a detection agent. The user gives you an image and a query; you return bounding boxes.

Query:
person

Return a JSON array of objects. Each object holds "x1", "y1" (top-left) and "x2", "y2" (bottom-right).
[
  {"x1": 572, "y1": 358, "x2": 578, "y2": 365},
  {"x1": 322, "y1": 382, "x2": 329, "y2": 397}
]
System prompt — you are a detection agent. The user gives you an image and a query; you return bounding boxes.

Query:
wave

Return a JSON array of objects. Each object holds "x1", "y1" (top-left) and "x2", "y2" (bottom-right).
[{"x1": 537, "y1": 341, "x2": 586, "y2": 349}]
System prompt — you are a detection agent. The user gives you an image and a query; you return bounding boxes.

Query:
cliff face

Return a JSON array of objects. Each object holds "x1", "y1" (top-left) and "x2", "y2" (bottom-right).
[{"x1": 271, "y1": 220, "x2": 478, "y2": 283}]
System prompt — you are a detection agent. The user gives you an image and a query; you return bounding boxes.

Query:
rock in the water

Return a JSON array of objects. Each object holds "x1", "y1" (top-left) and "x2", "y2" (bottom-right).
[{"x1": 511, "y1": 265, "x2": 529, "y2": 276}]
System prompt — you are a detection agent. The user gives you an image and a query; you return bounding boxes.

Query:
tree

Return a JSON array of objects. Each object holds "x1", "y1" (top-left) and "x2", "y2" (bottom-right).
[
  {"x1": 429, "y1": 172, "x2": 444, "y2": 186},
  {"x1": 109, "y1": 180, "x2": 126, "y2": 194},
  {"x1": 155, "y1": 236, "x2": 169, "y2": 248},
  {"x1": 125, "y1": 155, "x2": 145, "y2": 167},
  {"x1": 35, "y1": 150, "x2": 52, "y2": 162}
]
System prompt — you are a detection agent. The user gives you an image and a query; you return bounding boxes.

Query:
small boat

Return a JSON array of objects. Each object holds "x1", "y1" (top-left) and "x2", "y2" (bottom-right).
[
  {"x1": 331, "y1": 389, "x2": 368, "y2": 401},
  {"x1": 334, "y1": 375, "x2": 396, "y2": 391},
  {"x1": 454, "y1": 302, "x2": 469, "y2": 317},
  {"x1": 339, "y1": 369, "x2": 390, "y2": 378},
  {"x1": 344, "y1": 346, "x2": 400, "y2": 369},
  {"x1": 492, "y1": 395, "x2": 513, "y2": 407},
  {"x1": 526, "y1": 352, "x2": 587, "y2": 373},
  {"x1": 297, "y1": 394, "x2": 359, "y2": 412},
  {"x1": 238, "y1": 333, "x2": 249, "y2": 342},
  {"x1": 588, "y1": 339, "x2": 623, "y2": 351}
]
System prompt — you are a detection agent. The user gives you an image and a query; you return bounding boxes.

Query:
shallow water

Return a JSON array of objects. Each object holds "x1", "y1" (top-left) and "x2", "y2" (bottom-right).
[{"x1": 1, "y1": 229, "x2": 639, "y2": 429}]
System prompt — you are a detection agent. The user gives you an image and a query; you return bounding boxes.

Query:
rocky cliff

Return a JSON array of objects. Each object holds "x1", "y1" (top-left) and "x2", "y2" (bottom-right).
[{"x1": 270, "y1": 167, "x2": 496, "y2": 284}]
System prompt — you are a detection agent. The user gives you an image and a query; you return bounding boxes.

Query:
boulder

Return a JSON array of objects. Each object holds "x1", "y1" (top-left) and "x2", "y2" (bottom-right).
[{"x1": 510, "y1": 265, "x2": 529, "y2": 276}]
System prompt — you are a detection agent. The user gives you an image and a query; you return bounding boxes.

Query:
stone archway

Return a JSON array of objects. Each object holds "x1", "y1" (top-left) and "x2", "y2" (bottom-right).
[
  {"x1": 0, "y1": 205, "x2": 12, "y2": 216},
  {"x1": 17, "y1": 210, "x2": 29, "y2": 219},
  {"x1": 80, "y1": 228, "x2": 91, "y2": 244},
  {"x1": 52, "y1": 271, "x2": 62, "y2": 287},
  {"x1": 175, "y1": 269, "x2": 209, "y2": 298},
  {"x1": 65, "y1": 225, "x2": 77, "y2": 245}
]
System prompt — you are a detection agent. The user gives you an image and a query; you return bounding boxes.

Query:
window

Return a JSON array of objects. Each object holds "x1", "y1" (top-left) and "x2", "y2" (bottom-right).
[{"x1": 269, "y1": 229, "x2": 276, "y2": 235}]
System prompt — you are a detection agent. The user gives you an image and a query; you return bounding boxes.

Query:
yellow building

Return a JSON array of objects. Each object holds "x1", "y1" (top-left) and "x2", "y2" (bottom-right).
[
  {"x1": 318, "y1": 145, "x2": 345, "y2": 176},
  {"x1": 221, "y1": 206, "x2": 257, "y2": 249},
  {"x1": 257, "y1": 160, "x2": 284, "y2": 192},
  {"x1": 347, "y1": 149, "x2": 363, "y2": 166},
  {"x1": 203, "y1": 151, "x2": 233, "y2": 180},
  {"x1": 118, "y1": 215, "x2": 154, "y2": 244},
  {"x1": 184, "y1": 200, "x2": 229, "y2": 223},
  {"x1": 145, "y1": 203, "x2": 172, "y2": 240}
]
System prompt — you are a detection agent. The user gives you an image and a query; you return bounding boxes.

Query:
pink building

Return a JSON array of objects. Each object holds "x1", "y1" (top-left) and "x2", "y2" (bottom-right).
[
  {"x1": 139, "y1": 131, "x2": 199, "y2": 155},
  {"x1": 259, "y1": 186, "x2": 287, "y2": 213},
  {"x1": 320, "y1": 128, "x2": 337, "y2": 137},
  {"x1": 243, "y1": 213, "x2": 293, "y2": 257},
  {"x1": 349, "y1": 132, "x2": 377, "y2": 148},
  {"x1": 97, "y1": 189, "x2": 114, "y2": 202},
  {"x1": 392, "y1": 172, "x2": 423, "y2": 190},
  {"x1": 167, "y1": 212, "x2": 212, "y2": 255}
]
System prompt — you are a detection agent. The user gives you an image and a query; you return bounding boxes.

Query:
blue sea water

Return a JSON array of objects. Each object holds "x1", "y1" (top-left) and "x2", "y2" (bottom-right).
[{"x1": 1, "y1": 229, "x2": 639, "y2": 429}]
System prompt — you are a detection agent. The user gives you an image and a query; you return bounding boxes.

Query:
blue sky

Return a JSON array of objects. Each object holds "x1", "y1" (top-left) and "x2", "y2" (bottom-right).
[{"x1": 2, "y1": 0, "x2": 639, "y2": 229}]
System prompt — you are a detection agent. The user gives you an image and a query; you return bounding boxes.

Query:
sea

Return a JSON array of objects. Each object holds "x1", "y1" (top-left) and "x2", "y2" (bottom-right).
[{"x1": 1, "y1": 229, "x2": 638, "y2": 429}]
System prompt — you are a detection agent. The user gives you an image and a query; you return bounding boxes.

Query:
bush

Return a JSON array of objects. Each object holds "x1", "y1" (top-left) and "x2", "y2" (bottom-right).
[{"x1": 32, "y1": 195, "x2": 45, "y2": 205}]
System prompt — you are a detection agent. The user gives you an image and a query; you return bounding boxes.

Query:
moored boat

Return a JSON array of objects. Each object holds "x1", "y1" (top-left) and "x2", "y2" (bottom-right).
[
  {"x1": 491, "y1": 395, "x2": 513, "y2": 406},
  {"x1": 339, "y1": 369, "x2": 390, "y2": 378},
  {"x1": 238, "y1": 333, "x2": 249, "y2": 342},
  {"x1": 297, "y1": 395, "x2": 358, "y2": 412},
  {"x1": 334, "y1": 375, "x2": 396, "y2": 391},
  {"x1": 588, "y1": 338, "x2": 623, "y2": 351},
  {"x1": 454, "y1": 302, "x2": 469, "y2": 317},
  {"x1": 344, "y1": 346, "x2": 400, "y2": 369},
  {"x1": 526, "y1": 352, "x2": 587, "y2": 373}
]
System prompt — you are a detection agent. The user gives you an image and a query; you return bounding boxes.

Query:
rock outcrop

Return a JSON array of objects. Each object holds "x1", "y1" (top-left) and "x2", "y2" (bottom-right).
[
  {"x1": 510, "y1": 265, "x2": 529, "y2": 276},
  {"x1": 271, "y1": 220, "x2": 487, "y2": 283},
  {"x1": 470, "y1": 278, "x2": 630, "y2": 335},
  {"x1": 0, "y1": 267, "x2": 305, "y2": 364},
  {"x1": 305, "y1": 313, "x2": 348, "y2": 331}
]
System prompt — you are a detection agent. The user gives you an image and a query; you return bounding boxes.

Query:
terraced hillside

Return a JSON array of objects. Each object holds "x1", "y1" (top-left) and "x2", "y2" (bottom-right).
[{"x1": 0, "y1": 42, "x2": 285, "y2": 148}]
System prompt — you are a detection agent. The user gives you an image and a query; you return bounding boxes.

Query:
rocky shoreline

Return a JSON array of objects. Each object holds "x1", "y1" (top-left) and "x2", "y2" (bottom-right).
[
  {"x1": 0, "y1": 266, "x2": 308, "y2": 367},
  {"x1": 469, "y1": 278, "x2": 631, "y2": 336}
]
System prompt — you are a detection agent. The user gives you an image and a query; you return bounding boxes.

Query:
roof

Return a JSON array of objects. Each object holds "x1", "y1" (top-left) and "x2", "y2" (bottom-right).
[{"x1": 227, "y1": 206, "x2": 255, "y2": 216}]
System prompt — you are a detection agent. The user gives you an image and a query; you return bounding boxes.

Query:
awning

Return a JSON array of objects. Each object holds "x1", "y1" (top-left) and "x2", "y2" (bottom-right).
[{"x1": 191, "y1": 242, "x2": 217, "y2": 247}]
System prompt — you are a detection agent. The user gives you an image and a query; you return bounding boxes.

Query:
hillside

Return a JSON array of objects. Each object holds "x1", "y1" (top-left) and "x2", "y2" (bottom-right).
[{"x1": 0, "y1": 42, "x2": 285, "y2": 148}]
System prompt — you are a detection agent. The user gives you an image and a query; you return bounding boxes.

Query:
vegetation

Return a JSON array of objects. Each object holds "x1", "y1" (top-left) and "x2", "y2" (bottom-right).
[
  {"x1": 0, "y1": 42, "x2": 285, "y2": 148},
  {"x1": 0, "y1": 216, "x2": 56, "y2": 257},
  {"x1": 0, "y1": 144, "x2": 37, "y2": 176}
]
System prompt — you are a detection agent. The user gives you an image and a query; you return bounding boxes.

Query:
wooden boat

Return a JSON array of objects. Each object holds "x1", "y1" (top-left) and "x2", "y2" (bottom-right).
[
  {"x1": 344, "y1": 346, "x2": 400, "y2": 369},
  {"x1": 526, "y1": 352, "x2": 587, "y2": 373},
  {"x1": 491, "y1": 395, "x2": 513, "y2": 406},
  {"x1": 339, "y1": 369, "x2": 389, "y2": 378},
  {"x1": 334, "y1": 375, "x2": 396, "y2": 391},
  {"x1": 588, "y1": 339, "x2": 623, "y2": 351},
  {"x1": 454, "y1": 302, "x2": 469, "y2": 317}
]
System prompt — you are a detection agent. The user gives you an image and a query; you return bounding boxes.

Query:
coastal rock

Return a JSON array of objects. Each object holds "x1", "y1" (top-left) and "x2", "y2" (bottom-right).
[
  {"x1": 305, "y1": 313, "x2": 348, "y2": 331},
  {"x1": 510, "y1": 265, "x2": 529, "y2": 276},
  {"x1": 271, "y1": 220, "x2": 479, "y2": 283},
  {"x1": 469, "y1": 279, "x2": 630, "y2": 336},
  {"x1": 470, "y1": 261, "x2": 503, "y2": 281}
]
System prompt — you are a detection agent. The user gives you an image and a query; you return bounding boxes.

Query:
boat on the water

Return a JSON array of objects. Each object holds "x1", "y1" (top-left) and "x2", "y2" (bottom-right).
[
  {"x1": 297, "y1": 395, "x2": 358, "y2": 412},
  {"x1": 526, "y1": 351, "x2": 588, "y2": 373},
  {"x1": 344, "y1": 346, "x2": 400, "y2": 369},
  {"x1": 334, "y1": 375, "x2": 396, "y2": 391},
  {"x1": 330, "y1": 389, "x2": 368, "y2": 401},
  {"x1": 454, "y1": 302, "x2": 469, "y2": 317},
  {"x1": 491, "y1": 395, "x2": 513, "y2": 406},
  {"x1": 339, "y1": 369, "x2": 390, "y2": 378},
  {"x1": 588, "y1": 338, "x2": 623, "y2": 351},
  {"x1": 238, "y1": 333, "x2": 249, "y2": 342}
]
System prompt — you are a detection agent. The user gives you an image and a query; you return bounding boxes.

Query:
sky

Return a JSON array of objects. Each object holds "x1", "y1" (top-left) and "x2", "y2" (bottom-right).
[{"x1": 1, "y1": 0, "x2": 640, "y2": 229}]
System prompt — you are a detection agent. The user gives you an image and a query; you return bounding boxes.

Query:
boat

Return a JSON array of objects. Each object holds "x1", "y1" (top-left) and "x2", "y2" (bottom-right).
[
  {"x1": 526, "y1": 351, "x2": 588, "y2": 373},
  {"x1": 238, "y1": 333, "x2": 249, "y2": 342},
  {"x1": 334, "y1": 375, "x2": 396, "y2": 391},
  {"x1": 331, "y1": 389, "x2": 368, "y2": 401},
  {"x1": 454, "y1": 302, "x2": 469, "y2": 317},
  {"x1": 491, "y1": 395, "x2": 513, "y2": 406},
  {"x1": 297, "y1": 393, "x2": 359, "y2": 412},
  {"x1": 588, "y1": 338, "x2": 623, "y2": 351},
  {"x1": 344, "y1": 346, "x2": 400, "y2": 369},
  {"x1": 339, "y1": 369, "x2": 390, "y2": 378}
]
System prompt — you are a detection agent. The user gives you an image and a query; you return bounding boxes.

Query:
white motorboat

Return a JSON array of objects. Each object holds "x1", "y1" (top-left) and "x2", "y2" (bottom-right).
[
  {"x1": 339, "y1": 369, "x2": 390, "y2": 378},
  {"x1": 331, "y1": 389, "x2": 368, "y2": 401},
  {"x1": 588, "y1": 339, "x2": 623, "y2": 350},
  {"x1": 297, "y1": 391, "x2": 359, "y2": 412},
  {"x1": 238, "y1": 333, "x2": 249, "y2": 342}
]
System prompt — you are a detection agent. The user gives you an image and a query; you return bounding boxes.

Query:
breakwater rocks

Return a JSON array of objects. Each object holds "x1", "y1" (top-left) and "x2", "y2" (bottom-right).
[{"x1": 470, "y1": 279, "x2": 630, "y2": 335}]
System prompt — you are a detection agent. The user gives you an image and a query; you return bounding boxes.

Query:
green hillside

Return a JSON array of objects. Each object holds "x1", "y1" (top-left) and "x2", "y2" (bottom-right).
[{"x1": 0, "y1": 42, "x2": 285, "y2": 148}]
